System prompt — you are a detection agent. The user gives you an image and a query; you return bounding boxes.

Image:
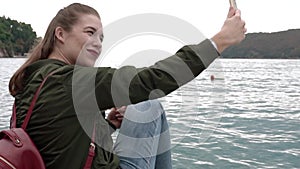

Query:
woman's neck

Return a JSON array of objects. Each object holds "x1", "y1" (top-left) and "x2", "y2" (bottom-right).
[{"x1": 48, "y1": 47, "x2": 72, "y2": 65}]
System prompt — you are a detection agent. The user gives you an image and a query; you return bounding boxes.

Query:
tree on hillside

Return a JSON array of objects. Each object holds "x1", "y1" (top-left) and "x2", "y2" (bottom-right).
[{"x1": 0, "y1": 16, "x2": 37, "y2": 57}]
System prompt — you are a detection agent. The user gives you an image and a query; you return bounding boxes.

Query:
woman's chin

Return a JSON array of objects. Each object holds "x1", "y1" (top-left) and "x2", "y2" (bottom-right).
[
  {"x1": 76, "y1": 58, "x2": 96, "y2": 67},
  {"x1": 76, "y1": 53, "x2": 98, "y2": 66}
]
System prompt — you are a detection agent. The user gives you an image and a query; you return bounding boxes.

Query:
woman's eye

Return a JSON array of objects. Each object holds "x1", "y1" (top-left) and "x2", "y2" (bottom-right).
[{"x1": 87, "y1": 31, "x2": 94, "y2": 36}]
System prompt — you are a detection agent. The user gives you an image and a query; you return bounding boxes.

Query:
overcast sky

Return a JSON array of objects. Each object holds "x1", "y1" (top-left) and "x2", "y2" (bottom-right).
[{"x1": 1, "y1": 0, "x2": 300, "y2": 38}]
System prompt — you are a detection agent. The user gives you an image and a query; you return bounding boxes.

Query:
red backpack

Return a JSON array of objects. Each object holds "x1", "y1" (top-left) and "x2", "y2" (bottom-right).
[
  {"x1": 0, "y1": 70, "x2": 95, "y2": 169},
  {"x1": 0, "y1": 70, "x2": 54, "y2": 169}
]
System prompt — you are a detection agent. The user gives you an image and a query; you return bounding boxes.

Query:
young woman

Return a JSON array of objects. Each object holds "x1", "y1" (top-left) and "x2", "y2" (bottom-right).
[{"x1": 9, "y1": 3, "x2": 246, "y2": 169}]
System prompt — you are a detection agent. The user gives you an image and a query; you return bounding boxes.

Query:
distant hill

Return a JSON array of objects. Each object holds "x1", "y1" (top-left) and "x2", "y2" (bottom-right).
[{"x1": 221, "y1": 29, "x2": 300, "y2": 59}]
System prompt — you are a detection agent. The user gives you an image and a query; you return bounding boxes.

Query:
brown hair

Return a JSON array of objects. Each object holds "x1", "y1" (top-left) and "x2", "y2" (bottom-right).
[{"x1": 9, "y1": 3, "x2": 100, "y2": 96}]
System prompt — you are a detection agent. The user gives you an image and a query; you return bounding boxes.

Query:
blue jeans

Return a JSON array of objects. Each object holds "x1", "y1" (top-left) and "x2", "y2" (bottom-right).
[{"x1": 113, "y1": 100, "x2": 172, "y2": 169}]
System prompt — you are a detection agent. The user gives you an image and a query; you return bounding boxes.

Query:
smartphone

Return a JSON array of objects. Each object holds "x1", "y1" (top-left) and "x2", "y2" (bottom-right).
[{"x1": 229, "y1": 0, "x2": 237, "y2": 9}]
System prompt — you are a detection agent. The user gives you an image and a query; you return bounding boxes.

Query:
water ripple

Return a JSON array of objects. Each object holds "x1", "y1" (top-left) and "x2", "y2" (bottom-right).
[{"x1": 0, "y1": 58, "x2": 299, "y2": 168}]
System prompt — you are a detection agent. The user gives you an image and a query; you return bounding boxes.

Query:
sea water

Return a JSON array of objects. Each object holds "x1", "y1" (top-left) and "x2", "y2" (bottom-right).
[{"x1": 0, "y1": 58, "x2": 299, "y2": 168}]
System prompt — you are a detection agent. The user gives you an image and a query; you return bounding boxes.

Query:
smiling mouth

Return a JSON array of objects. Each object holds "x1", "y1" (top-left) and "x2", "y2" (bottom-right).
[{"x1": 87, "y1": 49, "x2": 100, "y2": 58}]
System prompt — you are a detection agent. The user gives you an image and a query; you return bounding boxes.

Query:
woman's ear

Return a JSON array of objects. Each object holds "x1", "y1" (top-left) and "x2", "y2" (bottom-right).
[{"x1": 54, "y1": 27, "x2": 65, "y2": 43}]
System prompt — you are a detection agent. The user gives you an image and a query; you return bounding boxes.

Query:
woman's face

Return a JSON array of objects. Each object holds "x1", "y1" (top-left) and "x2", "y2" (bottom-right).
[{"x1": 63, "y1": 14, "x2": 103, "y2": 66}]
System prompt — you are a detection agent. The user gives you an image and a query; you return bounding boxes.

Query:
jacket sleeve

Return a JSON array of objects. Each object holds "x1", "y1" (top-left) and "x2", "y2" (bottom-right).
[{"x1": 91, "y1": 39, "x2": 219, "y2": 109}]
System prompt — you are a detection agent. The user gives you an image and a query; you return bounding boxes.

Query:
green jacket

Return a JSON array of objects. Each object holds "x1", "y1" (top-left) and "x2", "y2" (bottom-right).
[{"x1": 15, "y1": 39, "x2": 219, "y2": 169}]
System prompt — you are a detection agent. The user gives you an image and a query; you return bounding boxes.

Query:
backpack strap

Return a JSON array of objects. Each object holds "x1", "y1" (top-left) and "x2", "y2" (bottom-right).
[
  {"x1": 83, "y1": 122, "x2": 96, "y2": 169},
  {"x1": 21, "y1": 70, "x2": 58, "y2": 129},
  {"x1": 10, "y1": 70, "x2": 58, "y2": 129},
  {"x1": 12, "y1": 68, "x2": 96, "y2": 168},
  {"x1": 11, "y1": 103, "x2": 17, "y2": 128}
]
